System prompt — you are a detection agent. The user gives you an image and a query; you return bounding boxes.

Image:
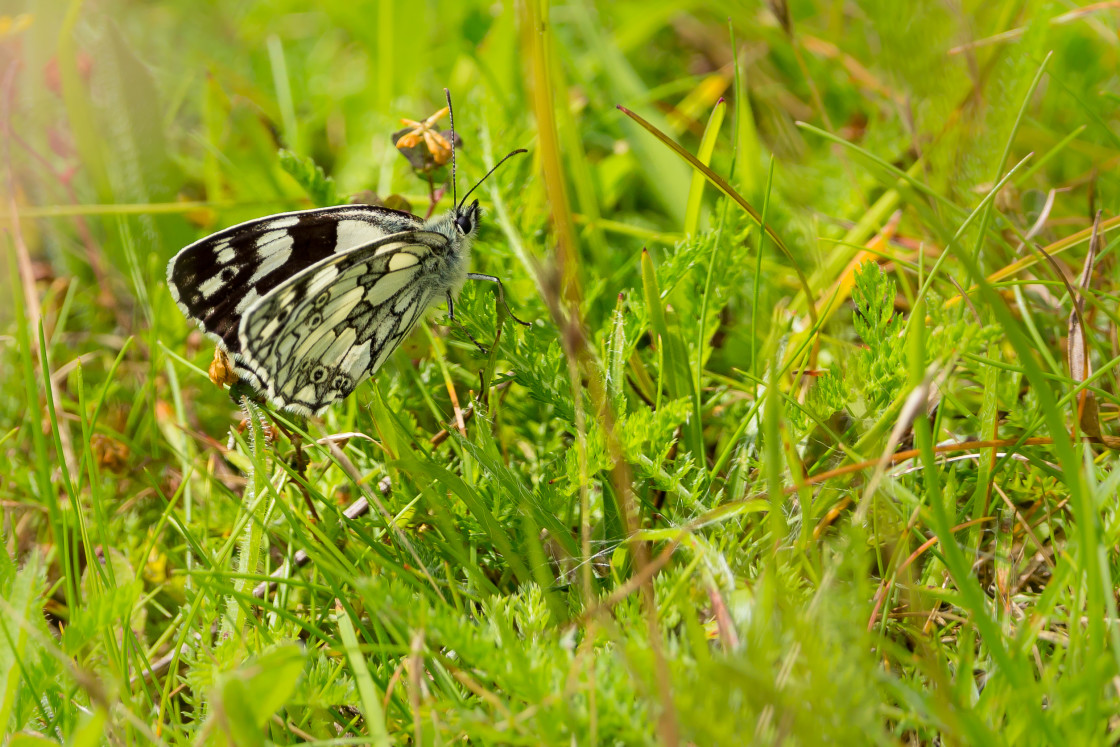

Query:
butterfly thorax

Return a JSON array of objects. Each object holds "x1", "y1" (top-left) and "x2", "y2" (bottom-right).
[{"x1": 421, "y1": 199, "x2": 480, "y2": 301}]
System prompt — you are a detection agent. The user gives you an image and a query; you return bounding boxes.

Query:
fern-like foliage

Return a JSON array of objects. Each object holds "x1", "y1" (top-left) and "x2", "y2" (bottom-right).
[
  {"x1": 278, "y1": 149, "x2": 339, "y2": 207},
  {"x1": 847, "y1": 261, "x2": 907, "y2": 420}
]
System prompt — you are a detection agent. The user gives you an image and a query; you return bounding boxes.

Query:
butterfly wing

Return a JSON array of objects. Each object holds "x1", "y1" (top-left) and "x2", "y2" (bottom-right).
[
  {"x1": 166, "y1": 205, "x2": 425, "y2": 358},
  {"x1": 237, "y1": 231, "x2": 451, "y2": 414}
]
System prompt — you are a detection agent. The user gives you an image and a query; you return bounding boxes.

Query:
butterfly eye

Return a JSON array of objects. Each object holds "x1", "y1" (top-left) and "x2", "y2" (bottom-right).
[
  {"x1": 454, "y1": 213, "x2": 473, "y2": 235},
  {"x1": 307, "y1": 312, "x2": 323, "y2": 327},
  {"x1": 276, "y1": 306, "x2": 290, "y2": 323},
  {"x1": 331, "y1": 374, "x2": 351, "y2": 392},
  {"x1": 313, "y1": 291, "x2": 330, "y2": 307},
  {"x1": 311, "y1": 366, "x2": 327, "y2": 383}
]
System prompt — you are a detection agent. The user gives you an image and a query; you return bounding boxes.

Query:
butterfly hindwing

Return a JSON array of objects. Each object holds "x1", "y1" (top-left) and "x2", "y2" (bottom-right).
[
  {"x1": 166, "y1": 205, "x2": 425, "y2": 356},
  {"x1": 237, "y1": 231, "x2": 451, "y2": 414},
  {"x1": 165, "y1": 98, "x2": 528, "y2": 416}
]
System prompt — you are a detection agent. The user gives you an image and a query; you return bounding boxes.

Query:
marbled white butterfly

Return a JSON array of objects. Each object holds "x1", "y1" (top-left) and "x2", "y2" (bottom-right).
[{"x1": 167, "y1": 91, "x2": 527, "y2": 416}]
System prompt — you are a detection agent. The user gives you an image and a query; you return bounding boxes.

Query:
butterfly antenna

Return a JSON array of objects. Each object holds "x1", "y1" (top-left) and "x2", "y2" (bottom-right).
[
  {"x1": 457, "y1": 148, "x2": 529, "y2": 211},
  {"x1": 444, "y1": 88, "x2": 457, "y2": 209}
]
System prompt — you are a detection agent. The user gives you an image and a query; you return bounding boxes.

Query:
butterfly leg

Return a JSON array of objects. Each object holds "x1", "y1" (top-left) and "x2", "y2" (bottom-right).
[
  {"x1": 466, "y1": 273, "x2": 532, "y2": 327},
  {"x1": 261, "y1": 407, "x2": 321, "y2": 521},
  {"x1": 283, "y1": 427, "x2": 321, "y2": 522},
  {"x1": 446, "y1": 291, "x2": 490, "y2": 355}
]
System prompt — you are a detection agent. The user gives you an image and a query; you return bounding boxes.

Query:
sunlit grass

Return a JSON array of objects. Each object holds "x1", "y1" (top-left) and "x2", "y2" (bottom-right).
[{"x1": 5, "y1": 1, "x2": 1120, "y2": 744}]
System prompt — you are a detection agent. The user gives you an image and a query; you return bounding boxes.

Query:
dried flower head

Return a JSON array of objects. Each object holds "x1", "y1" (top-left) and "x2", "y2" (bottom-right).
[
  {"x1": 209, "y1": 348, "x2": 238, "y2": 388},
  {"x1": 91, "y1": 433, "x2": 129, "y2": 472},
  {"x1": 393, "y1": 105, "x2": 460, "y2": 175}
]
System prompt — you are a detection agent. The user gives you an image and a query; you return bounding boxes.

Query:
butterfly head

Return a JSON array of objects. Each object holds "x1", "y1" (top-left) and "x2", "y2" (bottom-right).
[
  {"x1": 440, "y1": 89, "x2": 524, "y2": 244},
  {"x1": 454, "y1": 199, "x2": 481, "y2": 236}
]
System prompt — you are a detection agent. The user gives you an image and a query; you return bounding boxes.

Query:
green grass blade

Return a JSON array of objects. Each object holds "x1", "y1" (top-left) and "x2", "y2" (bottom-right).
[
  {"x1": 337, "y1": 611, "x2": 391, "y2": 747},
  {"x1": 683, "y1": 98, "x2": 726, "y2": 236}
]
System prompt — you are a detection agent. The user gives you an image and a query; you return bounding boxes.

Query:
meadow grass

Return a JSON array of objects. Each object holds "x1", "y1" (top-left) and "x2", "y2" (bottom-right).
[{"x1": 4, "y1": 1, "x2": 1120, "y2": 744}]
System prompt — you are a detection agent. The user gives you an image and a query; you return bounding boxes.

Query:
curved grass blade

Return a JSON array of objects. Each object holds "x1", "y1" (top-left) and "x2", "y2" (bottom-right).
[
  {"x1": 617, "y1": 104, "x2": 818, "y2": 326},
  {"x1": 1067, "y1": 211, "x2": 1103, "y2": 437}
]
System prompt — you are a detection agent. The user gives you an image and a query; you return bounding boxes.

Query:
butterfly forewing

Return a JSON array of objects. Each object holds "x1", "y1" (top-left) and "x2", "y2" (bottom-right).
[
  {"x1": 164, "y1": 118, "x2": 523, "y2": 415},
  {"x1": 167, "y1": 205, "x2": 425, "y2": 356},
  {"x1": 237, "y1": 232, "x2": 450, "y2": 414}
]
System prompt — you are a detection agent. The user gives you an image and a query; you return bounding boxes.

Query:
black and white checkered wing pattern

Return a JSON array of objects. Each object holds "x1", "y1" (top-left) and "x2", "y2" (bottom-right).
[
  {"x1": 166, "y1": 205, "x2": 425, "y2": 359},
  {"x1": 237, "y1": 232, "x2": 449, "y2": 414}
]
